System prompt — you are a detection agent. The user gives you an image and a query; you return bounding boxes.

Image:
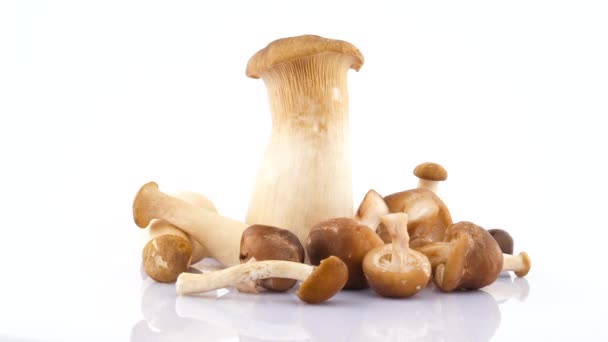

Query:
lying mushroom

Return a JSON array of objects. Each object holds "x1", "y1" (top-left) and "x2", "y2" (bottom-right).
[
  {"x1": 133, "y1": 182, "x2": 248, "y2": 267},
  {"x1": 141, "y1": 191, "x2": 216, "y2": 283},
  {"x1": 239, "y1": 225, "x2": 305, "y2": 291},
  {"x1": 502, "y1": 251, "x2": 531, "y2": 277},
  {"x1": 414, "y1": 221, "x2": 503, "y2": 292},
  {"x1": 245, "y1": 35, "x2": 364, "y2": 250},
  {"x1": 363, "y1": 213, "x2": 431, "y2": 298},
  {"x1": 307, "y1": 217, "x2": 384, "y2": 289},
  {"x1": 176, "y1": 256, "x2": 348, "y2": 304},
  {"x1": 488, "y1": 229, "x2": 514, "y2": 255},
  {"x1": 379, "y1": 188, "x2": 452, "y2": 247},
  {"x1": 413, "y1": 162, "x2": 447, "y2": 194}
]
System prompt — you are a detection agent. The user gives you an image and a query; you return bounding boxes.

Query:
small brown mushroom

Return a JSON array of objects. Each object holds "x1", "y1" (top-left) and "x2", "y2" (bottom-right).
[
  {"x1": 413, "y1": 162, "x2": 447, "y2": 194},
  {"x1": 239, "y1": 225, "x2": 305, "y2": 291},
  {"x1": 488, "y1": 229, "x2": 514, "y2": 255},
  {"x1": 415, "y1": 221, "x2": 503, "y2": 292},
  {"x1": 378, "y1": 188, "x2": 452, "y2": 247},
  {"x1": 307, "y1": 217, "x2": 384, "y2": 289},
  {"x1": 176, "y1": 256, "x2": 348, "y2": 304},
  {"x1": 141, "y1": 191, "x2": 216, "y2": 283},
  {"x1": 363, "y1": 213, "x2": 431, "y2": 298}
]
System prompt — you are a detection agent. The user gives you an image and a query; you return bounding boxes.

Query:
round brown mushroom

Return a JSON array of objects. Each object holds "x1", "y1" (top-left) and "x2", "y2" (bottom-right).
[
  {"x1": 488, "y1": 229, "x2": 514, "y2": 255},
  {"x1": 239, "y1": 224, "x2": 305, "y2": 291},
  {"x1": 176, "y1": 256, "x2": 348, "y2": 304},
  {"x1": 415, "y1": 221, "x2": 503, "y2": 292},
  {"x1": 378, "y1": 188, "x2": 452, "y2": 247},
  {"x1": 363, "y1": 213, "x2": 431, "y2": 298},
  {"x1": 413, "y1": 162, "x2": 447, "y2": 194},
  {"x1": 307, "y1": 217, "x2": 384, "y2": 289}
]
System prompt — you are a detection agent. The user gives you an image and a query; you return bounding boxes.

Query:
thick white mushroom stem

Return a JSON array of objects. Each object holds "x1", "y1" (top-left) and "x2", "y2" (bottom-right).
[
  {"x1": 133, "y1": 182, "x2": 248, "y2": 267},
  {"x1": 501, "y1": 252, "x2": 531, "y2": 277},
  {"x1": 381, "y1": 213, "x2": 410, "y2": 272},
  {"x1": 354, "y1": 189, "x2": 389, "y2": 231},
  {"x1": 417, "y1": 179, "x2": 439, "y2": 194},
  {"x1": 246, "y1": 53, "x2": 358, "y2": 249},
  {"x1": 176, "y1": 260, "x2": 314, "y2": 295}
]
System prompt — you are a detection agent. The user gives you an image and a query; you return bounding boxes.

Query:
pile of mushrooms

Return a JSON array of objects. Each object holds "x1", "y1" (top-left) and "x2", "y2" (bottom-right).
[{"x1": 130, "y1": 34, "x2": 531, "y2": 305}]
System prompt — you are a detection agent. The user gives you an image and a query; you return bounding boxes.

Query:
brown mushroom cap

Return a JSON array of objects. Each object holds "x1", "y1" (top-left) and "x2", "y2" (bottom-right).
[
  {"x1": 246, "y1": 35, "x2": 364, "y2": 79},
  {"x1": 307, "y1": 218, "x2": 384, "y2": 289},
  {"x1": 297, "y1": 256, "x2": 348, "y2": 304},
  {"x1": 380, "y1": 189, "x2": 452, "y2": 247},
  {"x1": 434, "y1": 222, "x2": 503, "y2": 292},
  {"x1": 240, "y1": 224, "x2": 305, "y2": 291},
  {"x1": 413, "y1": 162, "x2": 448, "y2": 181},
  {"x1": 488, "y1": 229, "x2": 514, "y2": 255},
  {"x1": 142, "y1": 233, "x2": 192, "y2": 283},
  {"x1": 363, "y1": 244, "x2": 431, "y2": 298}
]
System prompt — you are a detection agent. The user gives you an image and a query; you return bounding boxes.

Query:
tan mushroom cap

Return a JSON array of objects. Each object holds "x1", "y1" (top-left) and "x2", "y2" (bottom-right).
[
  {"x1": 434, "y1": 222, "x2": 503, "y2": 292},
  {"x1": 240, "y1": 224, "x2": 305, "y2": 291},
  {"x1": 142, "y1": 233, "x2": 192, "y2": 283},
  {"x1": 413, "y1": 162, "x2": 448, "y2": 181},
  {"x1": 297, "y1": 256, "x2": 348, "y2": 304},
  {"x1": 307, "y1": 217, "x2": 384, "y2": 289},
  {"x1": 381, "y1": 188, "x2": 452, "y2": 247},
  {"x1": 514, "y1": 252, "x2": 531, "y2": 278},
  {"x1": 246, "y1": 34, "x2": 364, "y2": 79},
  {"x1": 363, "y1": 244, "x2": 431, "y2": 298}
]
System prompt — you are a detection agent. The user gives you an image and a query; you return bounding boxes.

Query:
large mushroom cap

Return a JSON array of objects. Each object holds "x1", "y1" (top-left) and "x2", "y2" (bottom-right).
[
  {"x1": 240, "y1": 224, "x2": 305, "y2": 291},
  {"x1": 363, "y1": 244, "x2": 431, "y2": 298},
  {"x1": 413, "y1": 162, "x2": 448, "y2": 181},
  {"x1": 297, "y1": 256, "x2": 348, "y2": 304},
  {"x1": 246, "y1": 34, "x2": 364, "y2": 79},
  {"x1": 307, "y1": 217, "x2": 384, "y2": 289},
  {"x1": 435, "y1": 222, "x2": 503, "y2": 292}
]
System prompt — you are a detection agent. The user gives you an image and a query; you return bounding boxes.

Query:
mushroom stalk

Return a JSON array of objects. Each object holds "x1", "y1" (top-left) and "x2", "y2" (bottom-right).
[
  {"x1": 354, "y1": 189, "x2": 389, "y2": 231},
  {"x1": 177, "y1": 256, "x2": 348, "y2": 304},
  {"x1": 416, "y1": 179, "x2": 439, "y2": 194},
  {"x1": 177, "y1": 260, "x2": 313, "y2": 295},
  {"x1": 501, "y1": 252, "x2": 530, "y2": 277},
  {"x1": 133, "y1": 182, "x2": 248, "y2": 267},
  {"x1": 384, "y1": 212, "x2": 410, "y2": 271},
  {"x1": 245, "y1": 35, "x2": 364, "y2": 250}
]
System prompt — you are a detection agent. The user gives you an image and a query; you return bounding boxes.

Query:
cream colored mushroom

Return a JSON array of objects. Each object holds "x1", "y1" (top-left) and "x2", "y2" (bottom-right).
[
  {"x1": 133, "y1": 182, "x2": 248, "y2": 267},
  {"x1": 245, "y1": 35, "x2": 364, "y2": 250}
]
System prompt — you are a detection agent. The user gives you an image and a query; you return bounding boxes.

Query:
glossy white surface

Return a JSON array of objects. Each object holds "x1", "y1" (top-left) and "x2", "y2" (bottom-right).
[{"x1": 1, "y1": 1, "x2": 608, "y2": 341}]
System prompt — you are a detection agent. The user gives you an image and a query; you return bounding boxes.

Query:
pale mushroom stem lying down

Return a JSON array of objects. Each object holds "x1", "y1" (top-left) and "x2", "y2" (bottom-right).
[
  {"x1": 176, "y1": 256, "x2": 348, "y2": 304},
  {"x1": 133, "y1": 182, "x2": 248, "y2": 267},
  {"x1": 415, "y1": 243, "x2": 531, "y2": 278},
  {"x1": 501, "y1": 252, "x2": 531, "y2": 277},
  {"x1": 362, "y1": 213, "x2": 431, "y2": 298}
]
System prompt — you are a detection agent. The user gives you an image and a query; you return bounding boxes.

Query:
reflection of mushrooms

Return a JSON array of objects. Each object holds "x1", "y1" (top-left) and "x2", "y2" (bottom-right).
[
  {"x1": 176, "y1": 256, "x2": 348, "y2": 304},
  {"x1": 379, "y1": 189, "x2": 452, "y2": 247},
  {"x1": 245, "y1": 35, "x2": 364, "y2": 251},
  {"x1": 354, "y1": 189, "x2": 389, "y2": 230},
  {"x1": 415, "y1": 221, "x2": 503, "y2": 292},
  {"x1": 133, "y1": 182, "x2": 249, "y2": 267},
  {"x1": 413, "y1": 162, "x2": 447, "y2": 194},
  {"x1": 307, "y1": 218, "x2": 384, "y2": 289},
  {"x1": 488, "y1": 229, "x2": 514, "y2": 255},
  {"x1": 363, "y1": 213, "x2": 431, "y2": 298},
  {"x1": 239, "y1": 224, "x2": 305, "y2": 291},
  {"x1": 502, "y1": 252, "x2": 531, "y2": 277},
  {"x1": 141, "y1": 191, "x2": 216, "y2": 283}
]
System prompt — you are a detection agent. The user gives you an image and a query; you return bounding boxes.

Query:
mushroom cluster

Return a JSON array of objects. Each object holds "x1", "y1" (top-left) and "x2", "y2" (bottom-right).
[{"x1": 129, "y1": 34, "x2": 531, "y2": 305}]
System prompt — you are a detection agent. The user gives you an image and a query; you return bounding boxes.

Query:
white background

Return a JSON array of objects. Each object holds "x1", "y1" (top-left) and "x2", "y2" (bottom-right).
[{"x1": 1, "y1": 1, "x2": 607, "y2": 341}]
